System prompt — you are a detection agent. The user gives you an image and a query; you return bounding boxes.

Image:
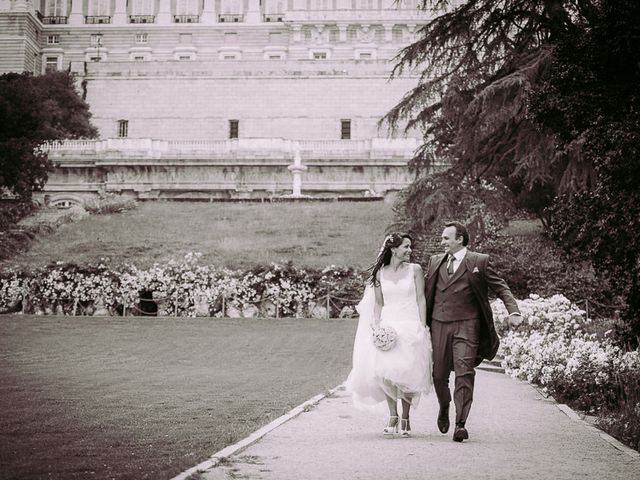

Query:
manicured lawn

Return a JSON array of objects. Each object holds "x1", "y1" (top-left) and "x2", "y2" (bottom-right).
[
  {"x1": 3, "y1": 201, "x2": 396, "y2": 270},
  {"x1": 0, "y1": 315, "x2": 357, "y2": 480}
]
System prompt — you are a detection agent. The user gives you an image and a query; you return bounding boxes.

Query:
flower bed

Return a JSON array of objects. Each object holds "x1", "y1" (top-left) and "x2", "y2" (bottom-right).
[
  {"x1": 0, "y1": 254, "x2": 366, "y2": 318},
  {"x1": 492, "y1": 293, "x2": 640, "y2": 452},
  {"x1": 492, "y1": 293, "x2": 639, "y2": 412}
]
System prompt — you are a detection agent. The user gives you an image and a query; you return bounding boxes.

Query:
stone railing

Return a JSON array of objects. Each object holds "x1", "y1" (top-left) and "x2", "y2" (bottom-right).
[
  {"x1": 284, "y1": 8, "x2": 433, "y2": 23},
  {"x1": 43, "y1": 137, "x2": 419, "y2": 161},
  {"x1": 79, "y1": 59, "x2": 401, "y2": 78}
]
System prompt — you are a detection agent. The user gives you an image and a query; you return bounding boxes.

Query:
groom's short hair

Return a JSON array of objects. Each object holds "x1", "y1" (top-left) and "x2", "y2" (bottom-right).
[{"x1": 445, "y1": 221, "x2": 469, "y2": 246}]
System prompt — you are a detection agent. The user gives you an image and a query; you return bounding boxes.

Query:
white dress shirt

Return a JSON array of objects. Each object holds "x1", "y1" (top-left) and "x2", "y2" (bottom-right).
[{"x1": 447, "y1": 247, "x2": 467, "y2": 274}]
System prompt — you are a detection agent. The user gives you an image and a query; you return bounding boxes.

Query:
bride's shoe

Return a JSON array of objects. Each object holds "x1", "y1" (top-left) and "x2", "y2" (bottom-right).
[
  {"x1": 400, "y1": 418, "x2": 411, "y2": 438},
  {"x1": 383, "y1": 416, "x2": 399, "y2": 436}
]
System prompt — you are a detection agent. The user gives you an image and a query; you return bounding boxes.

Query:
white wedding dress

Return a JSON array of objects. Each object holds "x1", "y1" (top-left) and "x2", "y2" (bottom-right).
[{"x1": 345, "y1": 265, "x2": 433, "y2": 411}]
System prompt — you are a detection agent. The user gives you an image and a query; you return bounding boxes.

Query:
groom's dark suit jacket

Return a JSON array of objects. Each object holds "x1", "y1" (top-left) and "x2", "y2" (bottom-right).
[{"x1": 424, "y1": 251, "x2": 520, "y2": 366}]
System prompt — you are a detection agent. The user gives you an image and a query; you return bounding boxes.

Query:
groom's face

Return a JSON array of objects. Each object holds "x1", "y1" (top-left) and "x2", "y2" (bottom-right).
[{"x1": 441, "y1": 226, "x2": 464, "y2": 255}]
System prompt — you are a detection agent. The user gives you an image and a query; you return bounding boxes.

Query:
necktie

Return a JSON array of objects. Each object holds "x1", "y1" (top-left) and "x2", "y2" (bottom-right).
[{"x1": 447, "y1": 255, "x2": 455, "y2": 276}]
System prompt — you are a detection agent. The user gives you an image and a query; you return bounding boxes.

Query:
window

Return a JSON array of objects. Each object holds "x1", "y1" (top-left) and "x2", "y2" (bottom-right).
[
  {"x1": 118, "y1": 120, "x2": 129, "y2": 138},
  {"x1": 135, "y1": 33, "x2": 148, "y2": 44},
  {"x1": 229, "y1": 120, "x2": 239, "y2": 139},
  {"x1": 45, "y1": 56, "x2": 59, "y2": 72},
  {"x1": 46, "y1": 0, "x2": 67, "y2": 17},
  {"x1": 178, "y1": 55, "x2": 192, "y2": 61},
  {"x1": 47, "y1": 35, "x2": 59, "y2": 45},
  {"x1": 89, "y1": 56, "x2": 102, "y2": 62},
  {"x1": 341, "y1": 119, "x2": 351, "y2": 140},
  {"x1": 313, "y1": 52, "x2": 327, "y2": 60},
  {"x1": 132, "y1": 0, "x2": 154, "y2": 15},
  {"x1": 179, "y1": 33, "x2": 192, "y2": 44},
  {"x1": 90, "y1": 34, "x2": 103, "y2": 47},
  {"x1": 89, "y1": 0, "x2": 109, "y2": 16},
  {"x1": 176, "y1": 0, "x2": 198, "y2": 15},
  {"x1": 357, "y1": 52, "x2": 372, "y2": 60},
  {"x1": 133, "y1": 56, "x2": 146, "y2": 61},
  {"x1": 268, "y1": 32, "x2": 282, "y2": 43},
  {"x1": 221, "y1": 0, "x2": 242, "y2": 14}
]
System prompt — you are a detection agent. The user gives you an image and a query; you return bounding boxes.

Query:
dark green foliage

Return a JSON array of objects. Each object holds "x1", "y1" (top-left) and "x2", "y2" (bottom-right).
[
  {"x1": 533, "y1": 0, "x2": 640, "y2": 344},
  {"x1": 383, "y1": 1, "x2": 594, "y2": 227},
  {"x1": 477, "y1": 233, "x2": 620, "y2": 317},
  {"x1": 0, "y1": 71, "x2": 97, "y2": 198}
]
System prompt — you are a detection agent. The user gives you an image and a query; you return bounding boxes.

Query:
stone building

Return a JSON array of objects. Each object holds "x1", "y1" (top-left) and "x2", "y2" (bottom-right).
[{"x1": 0, "y1": 0, "x2": 447, "y2": 202}]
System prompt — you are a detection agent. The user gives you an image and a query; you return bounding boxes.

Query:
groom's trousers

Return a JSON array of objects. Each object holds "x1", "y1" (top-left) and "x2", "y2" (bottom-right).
[{"x1": 431, "y1": 318, "x2": 479, "y2": 426}]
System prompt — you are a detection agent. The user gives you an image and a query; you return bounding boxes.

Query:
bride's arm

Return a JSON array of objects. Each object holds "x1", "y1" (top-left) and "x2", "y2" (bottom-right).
[
  {"x1": 373, "y1": 271, "x2": 383, "y2": 327},
  {"x1": 413, "y1": 264, "x2": 427, "y2": 327}
]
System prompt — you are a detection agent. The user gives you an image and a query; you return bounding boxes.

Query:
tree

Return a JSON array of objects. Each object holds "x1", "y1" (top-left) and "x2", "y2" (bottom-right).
[
  {"x1": 386, "y1": 0, "x2": 640, "y2": 344},
  {"x1": 533, "y1": 0, "x2": 640, "y2": 344},
  {"x1": 0, "y1": 72, "x2": 97, "y2": 198},
  {"x1": 383, "y1": 1, "x2": 596, "y2": 229}
]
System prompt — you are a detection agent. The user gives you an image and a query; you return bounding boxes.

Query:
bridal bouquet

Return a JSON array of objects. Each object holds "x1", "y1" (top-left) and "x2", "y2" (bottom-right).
[{"x1": 371, "y1": 325, "x2": 398, "y2": 351}]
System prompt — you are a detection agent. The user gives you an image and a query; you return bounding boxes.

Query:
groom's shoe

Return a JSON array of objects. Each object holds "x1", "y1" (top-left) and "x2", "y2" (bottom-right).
[
  {"x1": 453, "y1": 423, "x2": 469, "y2": 442},
  {"x1": 437, "y1": 404, "x2": 450, "y2": 434}
]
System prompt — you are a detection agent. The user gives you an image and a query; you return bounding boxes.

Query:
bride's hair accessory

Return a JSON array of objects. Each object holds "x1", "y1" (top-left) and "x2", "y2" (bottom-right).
[
  {"x1": 368, "y1": 233, "x2": 413, "y2": 286},
  {"x1": 371, "y1": 325, "x2": 398, "y2": 351}
]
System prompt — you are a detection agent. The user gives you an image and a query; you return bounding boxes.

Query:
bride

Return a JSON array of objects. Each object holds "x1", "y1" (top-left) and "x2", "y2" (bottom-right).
[{"x1": 345, "y1": 233, "x2": 433, "y2": 437}]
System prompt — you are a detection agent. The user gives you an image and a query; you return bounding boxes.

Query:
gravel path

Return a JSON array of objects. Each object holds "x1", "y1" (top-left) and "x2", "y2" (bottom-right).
[{"x1": 194, "y1": 370, "x2": 640, "y2": 480}]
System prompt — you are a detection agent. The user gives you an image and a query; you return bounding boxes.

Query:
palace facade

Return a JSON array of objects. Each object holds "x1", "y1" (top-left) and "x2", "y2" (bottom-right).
[{"x1": 1, "y1": 0, "x2": 447, "y2": 202}]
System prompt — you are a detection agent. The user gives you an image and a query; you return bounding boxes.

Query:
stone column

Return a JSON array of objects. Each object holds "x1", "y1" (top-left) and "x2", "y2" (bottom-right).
[
  {"x1": 112, "y1": 0, "x2": 127, "y2": 24},
  {"x1": 157, "y1": 0, "x2": 171, "y2": 24},
  {"x1": 202, "y1": 0, "x2": 216, "y2": 23},
  {"x1": 68, "y1": 0, "x2": 84, "y2": 25},
  {"x1": 245, "y1": 0, "x2": 260, "y2": 23}
]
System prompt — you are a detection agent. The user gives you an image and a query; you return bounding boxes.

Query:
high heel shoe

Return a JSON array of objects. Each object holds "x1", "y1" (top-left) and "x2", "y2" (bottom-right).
[
  {"x1": 383, "y1": 415, "x2": 399, "y2": 436},
  {"x1": 400, "y1": 418, "x2": 411, "y2": 438}
]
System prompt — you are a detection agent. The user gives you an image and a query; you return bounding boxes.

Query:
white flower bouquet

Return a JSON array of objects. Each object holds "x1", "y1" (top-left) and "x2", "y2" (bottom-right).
[{"x1": 371, "y1": 325, "x2": 398, "y2": 351}]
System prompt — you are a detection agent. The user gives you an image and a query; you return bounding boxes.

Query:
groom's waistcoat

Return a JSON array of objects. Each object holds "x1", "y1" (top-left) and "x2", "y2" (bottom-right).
[{"x1": 432, "y1": 259, "x2": 480, "y2": 322}]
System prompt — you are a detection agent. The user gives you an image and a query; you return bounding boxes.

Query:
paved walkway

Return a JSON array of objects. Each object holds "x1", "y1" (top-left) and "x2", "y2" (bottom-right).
[{"x1": 180, "y1": 371, "x2": 640, "y2": 480}]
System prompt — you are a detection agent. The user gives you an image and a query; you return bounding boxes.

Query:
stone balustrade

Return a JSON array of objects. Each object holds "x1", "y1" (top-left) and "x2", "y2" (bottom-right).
[
  {"x1": 38, "y1": 137, "x2": 431, "y2": 204},
  {"x1": 43, "y1": 137, "x2": 419, "y2": 161},
  {"x1": 284, "y1": 8, "x2": 433, "y2": 23}
]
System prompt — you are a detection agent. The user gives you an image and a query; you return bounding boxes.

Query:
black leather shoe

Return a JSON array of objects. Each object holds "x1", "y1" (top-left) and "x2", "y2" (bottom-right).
[
  {"x1": 453, "y1": 424, "x2": 469, "y2": 442},
  {"x1": 437, "y1": 404, "x2": 450, "y2": 434}
]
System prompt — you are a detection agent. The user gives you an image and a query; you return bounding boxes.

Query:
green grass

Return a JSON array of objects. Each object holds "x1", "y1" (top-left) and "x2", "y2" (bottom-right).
[
  {"x1": 0, "y1": 315, "x2": 357, "y2": 480},
  {"x1": 1, "y1": 201, "x2": 396, "y2": 270}
]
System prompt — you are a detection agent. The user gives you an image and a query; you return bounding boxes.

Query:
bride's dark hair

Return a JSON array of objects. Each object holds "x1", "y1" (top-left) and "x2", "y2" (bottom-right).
[{"x1": 367, "y1": 232, "x2": 413, "y2": 287}]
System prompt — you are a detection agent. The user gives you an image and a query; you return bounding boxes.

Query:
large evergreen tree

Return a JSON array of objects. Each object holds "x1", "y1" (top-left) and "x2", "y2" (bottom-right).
[
  {"x1": 0, "y1": 71, "x2": 97, "y2": 198},
  {"x1": 383, "y1": 0, "x2": 595, "y2": 229}
]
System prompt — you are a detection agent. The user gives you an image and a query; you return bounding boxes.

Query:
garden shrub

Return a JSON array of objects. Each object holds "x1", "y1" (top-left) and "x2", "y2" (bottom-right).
[{"x1": 84, "y1": 193, "x2": 136, "y2": 215}]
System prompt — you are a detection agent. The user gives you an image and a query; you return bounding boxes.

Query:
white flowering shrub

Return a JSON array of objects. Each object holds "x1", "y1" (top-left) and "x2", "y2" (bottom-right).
[
  {"x1": 492, "y1": 294, "x2": 638, "y2": 412},
  {"x1": 0, "y1": 255, "x2": 366, "y2": 318}
]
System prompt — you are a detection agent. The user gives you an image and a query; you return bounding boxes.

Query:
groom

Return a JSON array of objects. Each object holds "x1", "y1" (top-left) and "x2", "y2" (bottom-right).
[{"x1": 424, "y1": 222, "x2": 522, "y2": 442}]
